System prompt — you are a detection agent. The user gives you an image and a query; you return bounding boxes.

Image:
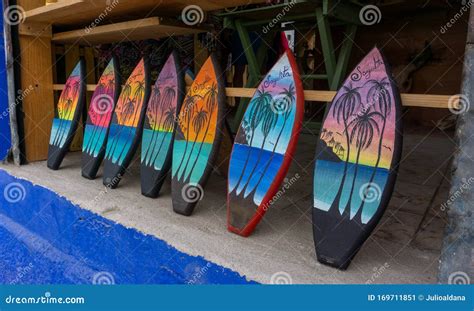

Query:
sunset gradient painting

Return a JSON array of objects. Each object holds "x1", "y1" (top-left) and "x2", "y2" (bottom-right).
[
  {"x1": 81, "y1": 58, "x2": 119, "y2": 179},
  {"x1": 141, "y1": 52, "x2": 183, "y2": 197},
  {"x1": 312, "y1": 47, "x2": 402, "y2": 269},
  {"x1": 49, "y1": 62, "x2": 82, "y2": 148},
  {"x1": 171, "y1": 55, "x2": 224, "y2": 216},
  {"x1": 105, "y1": 59, "x2": 147, "y2": 166},
  {"x1": 227, "y1": 50, "x2": 304, "y2": 236},
  {"x1": 47, "y1": 60, "x2": 85, "y2": 170}
]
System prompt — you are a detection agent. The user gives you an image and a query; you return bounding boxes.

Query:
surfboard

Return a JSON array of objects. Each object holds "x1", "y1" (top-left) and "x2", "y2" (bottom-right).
[
  {"x1": 81, "y1": 57, "x2": 120, "y2": 179},
  {"x1": 47, "y1": 60, "x2": 85, "y2": 170},
  {"x1": 141, "y1": 52, "x2": 184, "y2": 197},
  {"x1": 103, "y1": 58, "x2": 150, "y2": 188},
  {"x1": 312, "y1": 47, "x2": 402, "y2": 269},
  {"x1": 171, "y1": 54, "x2": 225, "y2": 216},
  {"x1": 227, "y1": 50, "x2": 304, "y2": 237}
]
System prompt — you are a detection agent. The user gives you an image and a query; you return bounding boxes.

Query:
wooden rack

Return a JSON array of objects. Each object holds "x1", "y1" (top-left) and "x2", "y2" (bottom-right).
[
  {"x1": 16, "y1": 0, "x2": 457, "y2": 163},
  {"x1": 17, "y1": 0, "x2": 264, "y2": 162}
]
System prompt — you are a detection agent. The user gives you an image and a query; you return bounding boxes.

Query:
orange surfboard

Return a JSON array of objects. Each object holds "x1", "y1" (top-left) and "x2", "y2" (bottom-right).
[{"x1": 171, "y1": 54, "x2": 225, "y2": 216}]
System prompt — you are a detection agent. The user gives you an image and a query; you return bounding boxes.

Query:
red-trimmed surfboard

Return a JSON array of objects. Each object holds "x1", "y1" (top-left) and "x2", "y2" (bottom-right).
[
  {"x1": 141, "y1": 52, "x2": 184, "y2": 197},
  {"x1": 103, "y1": 58, "x2": 150, "y2": 188},
  {"x1": 81, "y1": 57, "x2": 120, "y2": 179},
  {"x1": 312, "y1": 47, "x2": 403, "y2": 269},
  {"x1": 47, "y1": 60, "x2": 86, "y2": 170},
  {"x1": 227, "y1": 50, "x2": 304, "y2": 237},
  {"x1": 171, "y1": 54, "x2": 225, "y2": 216}
]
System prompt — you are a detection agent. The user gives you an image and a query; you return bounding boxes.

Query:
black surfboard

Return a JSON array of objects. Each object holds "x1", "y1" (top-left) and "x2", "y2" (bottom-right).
[
  {"x1": 47, "y1": 60, "x2": 86, "y2": 170},
  {"x1": 141, "y1": 52, "x2": 184, "y2": 197},
  {"x1": 81, "y1": 57, "x2": 120, "y2": 179},
  {"x1": 103, "y1": 57, "x2": 150, "y2": 188},
  {"x1": 312, "y1": 47, "x2": 403, "y2": 269},
  {"x1": 171, "y1": 54, "x2": 226, "y2": 216}
]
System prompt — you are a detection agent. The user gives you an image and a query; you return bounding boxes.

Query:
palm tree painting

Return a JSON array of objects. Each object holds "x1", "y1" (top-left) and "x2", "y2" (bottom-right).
[
  {"x1": 81, "y1": 58, "x2": 119, "y2": 179},
  {"x1": 49, "y1": 62, "x2": 82, "y2": 148},
  {"x1": 227, "y1": 50, "x2": 304, "y2": 237},
  {"x1": 103, "y1": 58, "x2": 150, "y2": 188},
  {"x1": 141, "y1": 52, "x2": 184, "y2": 197},
  {"x1": 312, "y1": 47, "x2": 402, "y2": 269},
  {"x1": 47, "y1": 61, "x2": 85, "y2": 170},
  {"x1": 171, "y1": 55, "x2": 224, "y2": 216}
]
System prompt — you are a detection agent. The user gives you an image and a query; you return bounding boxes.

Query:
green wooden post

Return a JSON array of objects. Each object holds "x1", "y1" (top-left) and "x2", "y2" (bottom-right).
[
  {"x1": 226, "y1": 2, "x2": 360, "y2": 133},
  {"x1": 330, "y1": 24, "x2": 357, "y2": 90},
  {"x1": 234, "y1": 19, "x2": 260, "y2": 79},
  {"x1": 232, "y1": 19, "x2": 272, "y2": 131},
  {"x1": 316, "y1": 7, "x2": 336, "y2": 88}
]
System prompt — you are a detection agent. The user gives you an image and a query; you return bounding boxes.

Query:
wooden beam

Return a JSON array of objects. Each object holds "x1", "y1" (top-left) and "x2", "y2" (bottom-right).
[
  {"x1": 18, "y1": 22, "x2": 52, "y2": 38},
  {"x1": 52, "y1": 17, "x2": 206, "y2": 45},
  {"x1": 24, "y1": 0, "x2": 266, "y2": 26},
  {"x1": 16, "y1": 0, "x2": 56, "y2": 162},
  {"x1": 23, "y1": 0, "x2": 86, "y2": 24},
  {"x1": 52, "y1": 84, "x2": 459, "y2": 109}
]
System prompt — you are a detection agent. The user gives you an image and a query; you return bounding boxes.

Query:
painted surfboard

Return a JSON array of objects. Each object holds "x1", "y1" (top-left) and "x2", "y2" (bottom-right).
[
  {"x1": 141, "y1": 52, "x2": 184, "y2": 198},
  {"x1": 227, "y1": 50, "x2": 304, "y2": 237},
  {"x1": 171, "y1": 54, "x2": 225, "y2": 216},
  {"x1": 312, "y1": 47, "x2": 402, "y2": 269},
  {"x1": 47, "y1": 60, "x2": 86, "y2": 170},
  {"x1": 103, "y1": 58, "x2": 150, "y2": 188},
  {"x1": 81, "y1": 57, "x2": 120, "y2": 179}
]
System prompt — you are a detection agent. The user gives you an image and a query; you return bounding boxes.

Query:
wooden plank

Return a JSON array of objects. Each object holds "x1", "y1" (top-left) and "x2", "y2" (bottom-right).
[
  {"x1": 52, "y1": 84, "x2": 459, "y2": 109},
  {"x1": 52, "y1": 17, "x2": 206, "y2": 45},
  {"x1": 17, "y1": 0, "x2": 56, "y2": 162},
  {"x1": 23, "y1": 0, "x2": 85, "y2": 23},
  {"x1": 18, "y1": 22, "x2": 52, "y2": 38},
  {"x1": 24, "y1": 0, "x2": 266, "y2": 26}
]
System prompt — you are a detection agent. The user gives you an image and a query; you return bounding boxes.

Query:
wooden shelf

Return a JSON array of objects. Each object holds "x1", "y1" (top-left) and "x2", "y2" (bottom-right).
[
  {"x1": 52, "y1": 84, "x2": 457, "y2": 109},
  {"x1": 52, "y1": 17, "x2": 206, "y2": 45},
  {"x1": 24, "y1": 0, "x2": 266, "y2": 26}
]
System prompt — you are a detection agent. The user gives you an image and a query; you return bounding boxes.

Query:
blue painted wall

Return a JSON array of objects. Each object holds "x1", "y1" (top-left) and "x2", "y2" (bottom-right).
[
  {"x1": 0, "y1": 6, "x2": 11, "y2": 160},
  {"x1": 0, "y1": 169, "x2": 255, "y2": 284}
]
